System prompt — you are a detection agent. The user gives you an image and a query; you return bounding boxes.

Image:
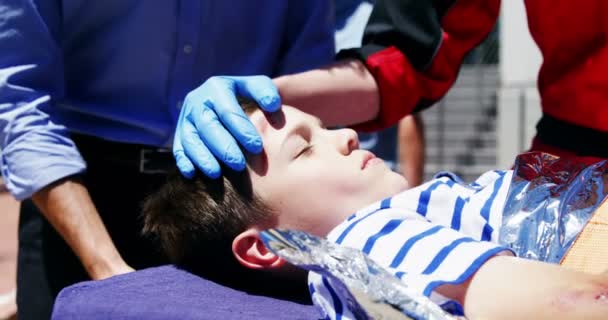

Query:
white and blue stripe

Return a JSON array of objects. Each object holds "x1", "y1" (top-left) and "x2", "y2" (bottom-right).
[{"x1": 309, "y1": 170, "x2": 513, "y2": 319}]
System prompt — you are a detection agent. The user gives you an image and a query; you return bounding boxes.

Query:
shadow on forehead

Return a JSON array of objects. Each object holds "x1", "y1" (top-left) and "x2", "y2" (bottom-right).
[
  {"x1": 237, "y1": 97, "x2": 260, "y2": 115},
  {"x1": 236, "y1": 97, "x2": 270, "y2": 176},
  {"x1": 238, "y1": 96, "x2": 285, "y2": 129}
]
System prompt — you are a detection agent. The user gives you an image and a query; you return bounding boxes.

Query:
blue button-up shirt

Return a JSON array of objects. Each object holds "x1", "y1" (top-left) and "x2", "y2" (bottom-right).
[{"x1": 0, "y1": 0, "x2": 335, "y2": 200}]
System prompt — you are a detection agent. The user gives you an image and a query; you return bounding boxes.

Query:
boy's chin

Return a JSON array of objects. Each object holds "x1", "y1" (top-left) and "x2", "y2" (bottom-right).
[{"x1": 385, "y1": 171, "x2": 411, "y2": 193}]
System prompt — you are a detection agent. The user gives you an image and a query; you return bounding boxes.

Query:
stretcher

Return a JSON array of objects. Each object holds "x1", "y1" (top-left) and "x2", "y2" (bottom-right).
[
  {"x1": 51, "y1": 264, "x2": 318, "y2": 319},
  {"x1": 52, "y1": 152, "x2": 608, "y2": 319}
]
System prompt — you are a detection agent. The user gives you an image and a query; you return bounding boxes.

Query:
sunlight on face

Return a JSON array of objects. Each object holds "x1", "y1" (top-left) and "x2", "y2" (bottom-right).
[{"x1": 246, "y1": 106, "x2": 409, "y2": 237}]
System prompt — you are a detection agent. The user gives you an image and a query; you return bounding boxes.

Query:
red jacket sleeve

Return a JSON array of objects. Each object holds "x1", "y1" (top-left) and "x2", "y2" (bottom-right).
[{"x1": 341, "y1": 0, "x2": 501, "y2": 132}]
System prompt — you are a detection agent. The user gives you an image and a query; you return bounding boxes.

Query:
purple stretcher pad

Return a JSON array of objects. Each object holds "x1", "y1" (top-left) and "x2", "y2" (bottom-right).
[{"x1": 52, "y1": 265, "x2": 318, "y2": 320}]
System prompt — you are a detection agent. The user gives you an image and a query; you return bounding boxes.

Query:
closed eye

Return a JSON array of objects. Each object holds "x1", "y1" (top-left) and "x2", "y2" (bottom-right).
[{"x1": 295, "y1": 145, "x2": 314, "y2": 158}]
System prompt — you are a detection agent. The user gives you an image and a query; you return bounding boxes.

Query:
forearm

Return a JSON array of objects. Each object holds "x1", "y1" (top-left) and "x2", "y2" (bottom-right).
[
  {"x1": 274, "y1": 59, "x2": 380, "y2": 127},
  {"x1": 464, "y1": 256, "x2": 608, "y2": 319},
  {"x1": 398, "y1": 114, "x2": 425, "y2": 187},
  {"x1": 31, "y1": 176, "x2": 132, "y2": 279}
]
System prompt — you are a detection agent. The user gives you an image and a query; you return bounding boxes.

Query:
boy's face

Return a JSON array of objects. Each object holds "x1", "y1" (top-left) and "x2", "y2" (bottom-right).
[{"x1": 247, "y1": 106, "x2": 409, "y2": 236}]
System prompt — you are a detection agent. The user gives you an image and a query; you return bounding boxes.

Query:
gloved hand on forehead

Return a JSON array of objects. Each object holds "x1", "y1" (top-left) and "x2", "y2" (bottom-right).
[{"x1": 173, "y1": 75, "x2": 281, "y2": 179}]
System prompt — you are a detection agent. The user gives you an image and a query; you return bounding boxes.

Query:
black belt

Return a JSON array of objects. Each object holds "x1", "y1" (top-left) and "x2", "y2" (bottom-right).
[
  {"x1": 536, "y1": 114, "x2": 608, "y2": 158},
  {"x1": 71, "y1": 134, "x2": 175, "y2": 174}
]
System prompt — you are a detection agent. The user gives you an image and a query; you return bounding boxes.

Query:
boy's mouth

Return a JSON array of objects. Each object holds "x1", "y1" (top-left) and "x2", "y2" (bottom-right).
[{"x1": 361, "y1": 151, "x2": 382, "y2": 170}]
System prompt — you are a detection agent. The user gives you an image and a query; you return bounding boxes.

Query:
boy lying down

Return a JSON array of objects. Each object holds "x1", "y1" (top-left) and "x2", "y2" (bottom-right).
[{"x1": 142, "y1": 100, "x2": 608, "y2": 320}]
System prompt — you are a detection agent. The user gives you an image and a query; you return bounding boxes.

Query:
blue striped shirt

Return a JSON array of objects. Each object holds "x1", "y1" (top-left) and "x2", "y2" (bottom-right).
[{"x1": 309, "y1": 170, "x2": 513, "y2": 319}]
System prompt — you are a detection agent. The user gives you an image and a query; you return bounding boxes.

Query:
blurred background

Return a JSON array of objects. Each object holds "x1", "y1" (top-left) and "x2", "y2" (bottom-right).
[
  {"x1": 0, "y1": 1, "x2": 541, "y2": 319},
  {"x1": 420, "y1": 0, "x2": 542, "y2": 181},
  {"x1": 337, "y1": 0, "x2": 543, "y2": 183},
  {"x1": 0, "y1": 179, "x2": 18, "y2": 320}
]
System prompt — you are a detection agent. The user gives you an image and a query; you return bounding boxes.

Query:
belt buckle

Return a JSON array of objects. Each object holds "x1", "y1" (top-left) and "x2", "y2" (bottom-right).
[{"x1": 139, "y1": 148, "x2": 172, "y2": 174}]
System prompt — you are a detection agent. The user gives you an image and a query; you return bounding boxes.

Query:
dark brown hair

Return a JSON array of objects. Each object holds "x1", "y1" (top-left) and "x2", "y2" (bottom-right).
[
  {"x1": 141, "y1": 99, "x2": 273, "y2": 277},
  {"x1": 142, "y1": 99, "x2": 311, "y2": 302}
]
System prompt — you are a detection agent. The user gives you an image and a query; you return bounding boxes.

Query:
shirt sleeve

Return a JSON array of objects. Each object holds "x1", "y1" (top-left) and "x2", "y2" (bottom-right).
[
  {"x1": 0, "y1": 1, "x2": 86, "y2": 200},
  {"x1": 274, "y1": 0, "x2": 336, "y2": 75},
  {"x1": 310, "y1": 206, "x2": 511, "y2": 317},
  {"x1": 341, "y1": 0, "x2": 501, "y2": 132}
]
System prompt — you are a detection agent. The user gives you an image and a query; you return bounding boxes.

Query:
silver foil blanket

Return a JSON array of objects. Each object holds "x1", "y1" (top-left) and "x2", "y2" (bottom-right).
[
  {"x1": 261, "y1": 229, "x2": 457, "y2": 320},
  {"x1": 499, "y1": 152, "x2": 608, "y2": 262}
]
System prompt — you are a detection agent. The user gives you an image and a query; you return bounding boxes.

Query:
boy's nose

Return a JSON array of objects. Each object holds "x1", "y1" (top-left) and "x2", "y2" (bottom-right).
[{"x1": 337, "y1": 128, "x2": 359, "y2": 155}]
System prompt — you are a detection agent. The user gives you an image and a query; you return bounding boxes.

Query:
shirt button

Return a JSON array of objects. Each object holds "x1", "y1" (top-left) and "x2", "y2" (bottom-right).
[{"x1": 183, "y1": 44, "x2": 193, "y2": 54}]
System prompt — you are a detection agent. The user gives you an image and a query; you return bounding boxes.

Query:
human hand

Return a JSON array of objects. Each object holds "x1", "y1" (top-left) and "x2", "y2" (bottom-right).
[
  {"x1": 173, "y1": 75, "x2": 281, "y2": 179},
  {"x1": 89, "y1": 258, "x2": 135, "y2": 280},
  {"x1": 31, "y1": 177, "x2": 136, "y2": 281}
]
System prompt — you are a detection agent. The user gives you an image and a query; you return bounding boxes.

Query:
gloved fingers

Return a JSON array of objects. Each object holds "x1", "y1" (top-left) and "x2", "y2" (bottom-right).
[
  {"x1": 174, "y1": 75, "x2": 275, "y2": 178},
  {"x1": 188, "y1": 100, "x2": 247, "y2": 172},
  {"x1": 235, "y1": 76, "x2": 282, "y2": 112},
  {"x1": 173, "y1": 108, "x2": 197, "y2": 178},
  {"x1": 173, "y1": 128, "x2": 197, "y2": 179},
  {"x1": 179, "y1": 117, "x2": 222, "y2": 178},
  {"x1": 205, "y1": 79, "x2": 264, "y2": 155}
]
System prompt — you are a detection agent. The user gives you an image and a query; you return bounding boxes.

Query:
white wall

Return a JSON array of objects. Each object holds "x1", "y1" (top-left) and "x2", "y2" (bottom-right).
[{"x1": 497, "y1": 0, "x2": 543, "y2": 168}]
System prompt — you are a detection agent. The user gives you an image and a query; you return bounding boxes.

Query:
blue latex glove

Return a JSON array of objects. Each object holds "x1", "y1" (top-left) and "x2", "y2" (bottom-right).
[{"x1": 173, "y1": 75, "x2": 281, "y2": 179}]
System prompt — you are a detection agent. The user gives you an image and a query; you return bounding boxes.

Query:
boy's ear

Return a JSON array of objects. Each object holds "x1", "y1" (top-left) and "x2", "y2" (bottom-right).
[{"x1": 232, "y1": 228, "x2": 286, "y2": 270}]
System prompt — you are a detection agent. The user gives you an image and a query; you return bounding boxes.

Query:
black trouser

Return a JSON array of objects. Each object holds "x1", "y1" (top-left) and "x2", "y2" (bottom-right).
[{"x1": 17, "y1": 134, "x2": 172, "y2": 319}]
